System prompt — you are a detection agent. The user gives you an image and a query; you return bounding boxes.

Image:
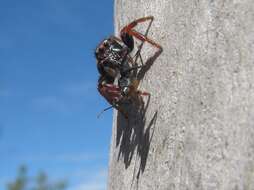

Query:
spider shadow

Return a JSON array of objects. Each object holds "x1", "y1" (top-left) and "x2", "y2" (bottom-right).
[
  {"x1": 137, "y1": 48, "x2": 163, "y2": 81},
  {"x1": 116, "y1": 98, "x2": 158, "y2": 188},
  {"x1": 116, "y1": 95, "x2": 158, "y2": 172},
  {"x1": 115, "y1": 19, "x2": 163, "y2": 179}
]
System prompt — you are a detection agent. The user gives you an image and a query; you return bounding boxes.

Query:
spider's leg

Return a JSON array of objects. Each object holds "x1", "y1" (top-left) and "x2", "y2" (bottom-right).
[
  {"x1": 120, "y1": 16, "x2": 154, "y2": 34},
  {"x1": 120, "y1": 16, "x2": 162, "y2": 51},
  {"x1": 127, "y1": 29, "x2": 162, "y2": 50},
  {"x1": 138, "y1": 91, "x2": 150, "y2": 96},
  {"x1": 120, "y1": 16, "x2": 154, "y2": 52}
]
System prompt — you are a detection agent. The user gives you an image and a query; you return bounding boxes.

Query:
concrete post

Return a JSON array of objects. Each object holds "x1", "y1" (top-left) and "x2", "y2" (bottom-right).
[{"x1": 108, "y1": 0, "x2": 254, "y2": 189}]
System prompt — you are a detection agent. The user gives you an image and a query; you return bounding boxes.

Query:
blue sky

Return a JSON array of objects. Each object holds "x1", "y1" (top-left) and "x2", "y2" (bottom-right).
[{"x1": 0, "y1": 0, "x2": 114, "y2": 189}]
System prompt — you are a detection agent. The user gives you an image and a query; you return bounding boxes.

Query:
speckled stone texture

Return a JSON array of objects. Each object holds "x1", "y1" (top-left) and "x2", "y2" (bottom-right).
[{"x1": 107, "y1": 0, "x2": 254, "y2": 189}]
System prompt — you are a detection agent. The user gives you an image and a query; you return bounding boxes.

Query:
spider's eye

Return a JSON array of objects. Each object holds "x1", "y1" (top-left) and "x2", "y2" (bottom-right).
[{"x1": 103, "y1": 40, "x2": 109, "y2": 47}]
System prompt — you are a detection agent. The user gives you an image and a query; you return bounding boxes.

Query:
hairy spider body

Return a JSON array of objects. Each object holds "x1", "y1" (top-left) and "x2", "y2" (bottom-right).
[{"x1": 95, "y1": 16, "x2": 162, "y2": 118}]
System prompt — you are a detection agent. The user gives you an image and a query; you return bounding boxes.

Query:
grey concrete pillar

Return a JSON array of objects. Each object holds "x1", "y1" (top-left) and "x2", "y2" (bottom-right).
[{"x1": 108, "y1": 0, "x2": 254, "y2": 189}]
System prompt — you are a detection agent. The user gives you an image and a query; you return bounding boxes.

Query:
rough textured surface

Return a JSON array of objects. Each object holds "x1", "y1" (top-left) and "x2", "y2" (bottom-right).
[{"x1": 108, "y1": 0, "x2": 254, "y2": 189}]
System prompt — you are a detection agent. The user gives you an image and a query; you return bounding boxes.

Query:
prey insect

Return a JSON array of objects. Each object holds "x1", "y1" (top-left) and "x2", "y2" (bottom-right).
[{"x1": 95, "y1": 16, "x2": 162, "y2": 118}]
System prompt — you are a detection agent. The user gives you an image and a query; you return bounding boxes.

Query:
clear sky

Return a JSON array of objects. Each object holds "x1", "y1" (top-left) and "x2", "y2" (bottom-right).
[{"x1": 0, "y1": 0, "x2": 114, "y2": 189}]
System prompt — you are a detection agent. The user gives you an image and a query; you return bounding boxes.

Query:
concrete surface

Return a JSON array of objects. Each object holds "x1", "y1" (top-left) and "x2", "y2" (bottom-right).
[{"x1": 108, "y1": 0, "x2": 254, "y2": 189}]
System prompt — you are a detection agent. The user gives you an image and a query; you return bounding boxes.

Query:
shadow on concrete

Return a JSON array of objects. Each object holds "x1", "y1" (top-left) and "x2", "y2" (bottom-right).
[
  {"x1": 116, "y1": 96, "x2": 158, "y2": 171},
  {"x1": 115, "y1": 45, "x2": 162, "y2": 172},
  {"x1": 114, "y1": 17, "x2": 163, "y2": 184},
  {"x1": 137, "y1": 49, "x2": 163, "y2": 81}
]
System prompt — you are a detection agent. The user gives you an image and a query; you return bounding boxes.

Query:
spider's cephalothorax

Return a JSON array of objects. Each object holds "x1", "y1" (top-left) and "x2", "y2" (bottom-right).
[
  {"x1": 95, "y1": 36, "x2": 133, "y2": 80},
  {"x1": 95, "y1": 16, "x2": 162, "y2": 118}
]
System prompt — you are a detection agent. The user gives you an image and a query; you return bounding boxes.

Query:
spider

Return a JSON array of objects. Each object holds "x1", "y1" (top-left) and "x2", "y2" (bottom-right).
[{"x1": 95, "y1": 16, "x2": 162, "y2": 118}]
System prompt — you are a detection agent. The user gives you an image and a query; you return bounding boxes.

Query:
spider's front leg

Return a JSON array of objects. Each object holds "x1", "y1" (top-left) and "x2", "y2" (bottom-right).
[{"x1": 120, "y1": 16, "x2": 162, "y2": 51}]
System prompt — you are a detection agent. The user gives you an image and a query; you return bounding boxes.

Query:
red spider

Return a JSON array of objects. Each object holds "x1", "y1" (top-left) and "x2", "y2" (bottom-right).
[{"x1": 95, "y1": 16, "x2": 162, "y2": 118}]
